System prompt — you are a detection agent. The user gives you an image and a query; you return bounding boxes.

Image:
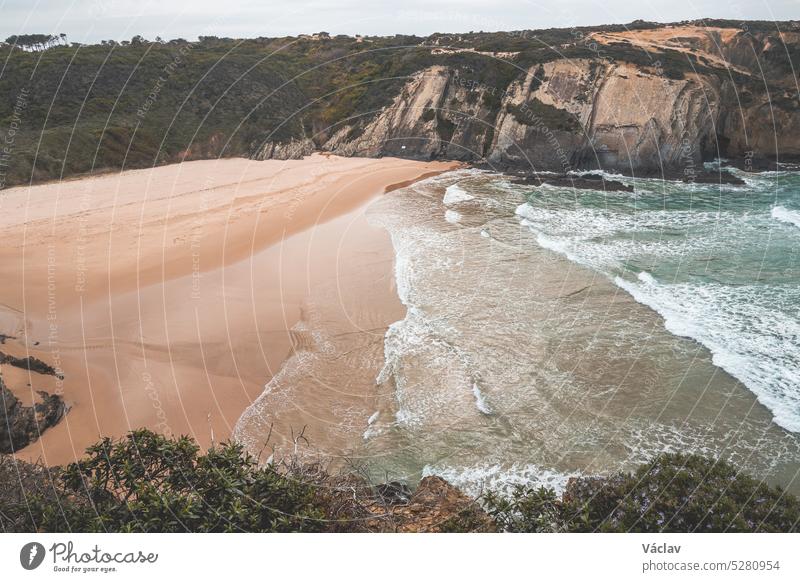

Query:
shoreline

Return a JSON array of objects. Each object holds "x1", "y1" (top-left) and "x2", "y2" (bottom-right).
[
  {"x1": 0, "y1": 154, "x2": 459, "y2": 465},
  {"x1": 4, "y1": 150, "x2": 785, "y2": 195}
]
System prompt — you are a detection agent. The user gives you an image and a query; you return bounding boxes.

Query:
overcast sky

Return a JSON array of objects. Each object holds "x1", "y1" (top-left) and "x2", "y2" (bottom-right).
[{"x1": 1, "y1": 0, "x2": 797, "y2": 43}]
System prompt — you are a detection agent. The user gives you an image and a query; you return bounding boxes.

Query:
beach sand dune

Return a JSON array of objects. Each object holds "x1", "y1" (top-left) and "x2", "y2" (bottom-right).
[{"x1": 0, "y1": 154, "x2": 457, "y2": 465}]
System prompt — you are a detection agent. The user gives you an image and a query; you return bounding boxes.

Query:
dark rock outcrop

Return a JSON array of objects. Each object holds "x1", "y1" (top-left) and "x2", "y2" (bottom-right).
[
  {"x1": 0, "y1": 376, "x2": 67, "y2": 453},
  {"x1": 511, "y1": 172, "x2": 634, "y2": 192},
  {"x1": 0, "y1": 352, "x2": 63, "y2": 379}
]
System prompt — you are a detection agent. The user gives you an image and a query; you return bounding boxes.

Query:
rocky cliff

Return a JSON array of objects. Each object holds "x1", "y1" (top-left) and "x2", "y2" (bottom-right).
[{"x1": 314, "y1": 24, "x2": 799, "y2": 174}]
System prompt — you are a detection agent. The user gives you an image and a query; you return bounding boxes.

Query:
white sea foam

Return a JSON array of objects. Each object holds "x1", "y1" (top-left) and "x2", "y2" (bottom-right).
[
  {"x1": 443, "y1": 183, "x2": 475, "y2": 205},
  {"x1": 534, "y1": 232, "x2": 585, "y2": 265},
  {"x1": 444, "y1": 209, "x2": 462, "y2": 224},
  {"x1": 472, "y1": 382, "x2": 493, "y2": 414},
  {"x1": 568, "y1": 168, "x2": 630, "y2": 181},
  {"x1": 516, "y1": 202, "x2": 739, "y2": 240},
  {"x1": 637, "y1": 271, "x2": 657, "y2": 285},
  {"x1": 523, "y1": 224, "x2": 622, "y2": 272},
  {"x1": 233, "y1": 322, "x2": 320, "y2": 450},
  {"x1": 615, "y1": 276, "x2": 800, "y2": 432},
  {"x1": 422, "y1": 463, "x2": 578, "y2": 497},
  {"x1": 377, "y1": 217, "x2": 484, "y2": 427},
  {"x1": 363, "y1": 411, "x2": 382, "y2": 440},
  {"x1": 772, "y1": 205, "x2": 800, "y2": 229}
]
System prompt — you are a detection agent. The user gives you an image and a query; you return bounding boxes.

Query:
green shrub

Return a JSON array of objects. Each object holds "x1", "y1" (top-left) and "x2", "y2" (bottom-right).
[
  {"x1": 506, "y1": 99, "x2": 580, "y2": 132},
  {"x1": 483, "y1": 485, "x2": 562, "y2": 533},
  {"x1": 13, "y1": 430, "x2": 328, "y2": 532},
  {"x1": 439, "y1": 505, "x2": 498, "y2": 533},
  {"x1": 435, "y1": 113, "x2": 457, "y2": 142},
  {"x1": 4, "y1": 434, "x2": 798, "y2": 533},
  {"x1": 483, "y1": 453, "x2": 800, "y2": 533}
]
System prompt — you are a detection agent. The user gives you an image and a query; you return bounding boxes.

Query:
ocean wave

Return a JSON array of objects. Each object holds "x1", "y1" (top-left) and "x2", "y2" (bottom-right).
[
  {"x1": 637, "y1": 271, "x2": 657, "y2": 286},
  {"x1": 515, "y1": 199, "x2": 787, "y2": 277},
  {"x1": 378, "y1": 301, "x2": 497, "y2": 427},
  {"x1": 772, "y1": 205, "x2": 800, "y2": 229},
  {"x1": 516, "y1": 171, "x2": 800, "y2": 434},
  {"x1": 377, "y1": 209, "x2": 493, "y2": 427},
  {"x1": 615, "y1": 276, "x2": 800, "y2": 433},
  {"x1": 362, "y1": 411, "x2": 382, "y2": 440},
  {"x1": 233, "y1": 322, "x2": 319, "y2": 452},
  {"x1": 568, "y1": 168, "x2": 631, "y2": 181},
  {"x1": 516, "y1": 202, "x2": 741, "y2": 237}
]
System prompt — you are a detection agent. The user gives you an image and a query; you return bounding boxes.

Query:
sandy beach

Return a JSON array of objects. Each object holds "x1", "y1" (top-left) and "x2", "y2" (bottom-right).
[{"x1": 0, "y1": 154, "x2": 458, "y2": 465}]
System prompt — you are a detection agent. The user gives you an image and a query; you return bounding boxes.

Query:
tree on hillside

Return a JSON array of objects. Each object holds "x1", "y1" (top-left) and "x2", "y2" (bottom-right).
[{"x1": 4, "y1": 34, "x2": 66, "y2": 51}]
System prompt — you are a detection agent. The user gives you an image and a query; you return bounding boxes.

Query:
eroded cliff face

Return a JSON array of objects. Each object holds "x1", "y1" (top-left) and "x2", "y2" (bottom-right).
[
  {"x1": 718, "y1": 87, "x2": 800, "y2": 164},
  {"x1": 251, "y1": 137, "x2": 316, "y2": 161},
  {"x1": 319, "y1": 59, "x2": 792, "y2": 173},
  {"x1": 589, "y1": 26, "x2": 800, "y2": 88},
  {"x1": 531, "y1": 61, "x2": 722, "y2": 172},
  {"x1": 307, "y1": 26, "x2": 799, "y2": 173},
  {"x1": 324, "y1": 65, "x2": 497, "y2": 161}
]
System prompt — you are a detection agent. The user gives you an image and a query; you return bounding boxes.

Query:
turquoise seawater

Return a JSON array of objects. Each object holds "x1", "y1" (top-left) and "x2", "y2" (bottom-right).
[
  {"x1": 356, "y1": 166, "x2": 800, "y2": 496},
  {"x1": 516, "y1": 166, "x2": 800, "y2": 433}
]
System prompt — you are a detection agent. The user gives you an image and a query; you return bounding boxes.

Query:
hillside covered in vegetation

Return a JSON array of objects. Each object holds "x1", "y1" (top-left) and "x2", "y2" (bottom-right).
[{"x1": 1, "y1": 19, "x2": 798, "y2": 187}]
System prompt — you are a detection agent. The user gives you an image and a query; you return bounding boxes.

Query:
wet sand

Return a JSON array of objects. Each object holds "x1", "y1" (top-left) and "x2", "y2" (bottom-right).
[{"x1": 0, "y1": 154, "x2": 458, "y2": 465}]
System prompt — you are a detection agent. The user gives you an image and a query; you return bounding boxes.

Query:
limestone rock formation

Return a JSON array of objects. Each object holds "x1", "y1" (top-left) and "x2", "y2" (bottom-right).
[
  {"x1": 302, "y1": 25, "x2": 800, "y2": 174},
  {"x1": 251, "y1": 137, "x2": 316, "y2": 161}
]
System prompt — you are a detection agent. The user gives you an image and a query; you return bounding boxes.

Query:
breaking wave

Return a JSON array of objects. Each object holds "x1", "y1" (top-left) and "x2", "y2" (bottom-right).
[{"x1": 772, "y1": 205, "x2": 800, "y2": 229}]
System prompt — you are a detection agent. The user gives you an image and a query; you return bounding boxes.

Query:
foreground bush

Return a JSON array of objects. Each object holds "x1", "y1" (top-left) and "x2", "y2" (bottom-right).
[
  {"x1": 483, "y1": 453, "x2": 800, "y2": 532},
  {"x1": 3, "y1": 433, "x2": 798, "y2": 532},
  {"x1": 1, "y1": 430, "x2": 494, "y2": 533},
  {"x1": 2, "y1": 430, "x2": 331, "y2": 532}
]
